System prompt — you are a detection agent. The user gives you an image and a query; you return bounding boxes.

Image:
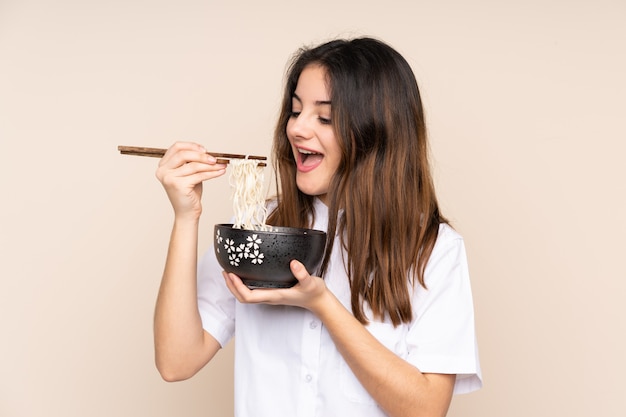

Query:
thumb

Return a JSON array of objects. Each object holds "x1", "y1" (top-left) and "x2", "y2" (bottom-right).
[{"x1": 290, "y1": 259, "x2": 310, "y2": 282}]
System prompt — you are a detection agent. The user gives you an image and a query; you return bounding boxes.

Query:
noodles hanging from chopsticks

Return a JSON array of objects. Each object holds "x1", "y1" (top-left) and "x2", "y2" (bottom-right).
[{"x1": 229, "y1": 159, "x2": 269, "y2": 230}]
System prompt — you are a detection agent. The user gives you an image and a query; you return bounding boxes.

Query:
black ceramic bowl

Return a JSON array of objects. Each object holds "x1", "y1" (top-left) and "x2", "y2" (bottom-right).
[{"x1": 214, "y1": 224, "x2": 327, "y2": 288}]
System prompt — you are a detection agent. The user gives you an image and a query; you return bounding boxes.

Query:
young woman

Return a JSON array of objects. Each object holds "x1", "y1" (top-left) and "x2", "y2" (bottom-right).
[{"x1": 154, "y1": 37, "x2": 481, "y2": 417}]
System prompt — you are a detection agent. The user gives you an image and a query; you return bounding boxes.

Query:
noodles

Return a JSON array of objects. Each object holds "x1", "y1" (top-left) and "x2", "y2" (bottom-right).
[{"x1": 229, "y1": 159, "x2": 269, "y2": 230}]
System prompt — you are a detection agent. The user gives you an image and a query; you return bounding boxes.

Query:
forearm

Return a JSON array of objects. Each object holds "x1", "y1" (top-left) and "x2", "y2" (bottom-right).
[
  {"x1": 313, "y1": 291, "x2": 454, "y2": 417},
  {"x1": 154, "y1": 217, "x2": 219, "y2": 381}
]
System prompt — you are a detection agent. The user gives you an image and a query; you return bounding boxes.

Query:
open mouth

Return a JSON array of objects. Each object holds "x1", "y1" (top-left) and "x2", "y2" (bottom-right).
[{"x1": 297, "y1": 147, "x2": 324, "y2": 171}]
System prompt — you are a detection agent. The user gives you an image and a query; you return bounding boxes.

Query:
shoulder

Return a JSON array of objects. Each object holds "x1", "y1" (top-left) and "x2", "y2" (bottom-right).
[
  {"x1": 422, "y1": 223, "x2": 469, "y2": 287},
  {"x1": 436, "y1": 222, "x2": 463, "y2": 243},
  {"x1": 431, "y1": 223, "x2": 465, "y2": 257}
]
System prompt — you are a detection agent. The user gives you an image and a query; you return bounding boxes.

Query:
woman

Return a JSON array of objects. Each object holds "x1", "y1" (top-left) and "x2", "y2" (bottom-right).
[{"x1": 154, "y1": 37, "x2": 481, "y2": 417}]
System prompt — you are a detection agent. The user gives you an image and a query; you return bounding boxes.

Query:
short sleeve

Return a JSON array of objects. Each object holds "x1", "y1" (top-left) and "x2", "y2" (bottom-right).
[
  {"x1": 197, "y1": 246, "x2": 236, "y2": 348},
  {"x1": 405, "y1": 224, "x2": 482, "y2": 394}
]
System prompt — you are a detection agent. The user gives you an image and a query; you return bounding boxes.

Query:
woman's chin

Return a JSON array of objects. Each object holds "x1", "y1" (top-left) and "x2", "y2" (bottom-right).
[{"x1": 296, "y1": 182, "x2": 327, "y2": 201}]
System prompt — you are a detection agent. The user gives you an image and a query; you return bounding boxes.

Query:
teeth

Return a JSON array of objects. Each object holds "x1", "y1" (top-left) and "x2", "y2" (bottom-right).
[{"x1": 298, "y1": 148, "x2": 319, "y2": 155}]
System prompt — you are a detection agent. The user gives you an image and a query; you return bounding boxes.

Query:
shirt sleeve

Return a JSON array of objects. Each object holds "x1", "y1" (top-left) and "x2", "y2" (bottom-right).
[
  {"x1": 405, "y1": 225, "x2": 483, "y2": 394},
  {"x1": 197, "y1": 245, "x2": 236, "y2": 348}
]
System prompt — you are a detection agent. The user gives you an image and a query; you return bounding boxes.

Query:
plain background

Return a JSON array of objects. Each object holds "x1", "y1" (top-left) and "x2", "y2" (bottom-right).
[{"x1": 1, "y1": 0, "x2": 625, "y2": 416}]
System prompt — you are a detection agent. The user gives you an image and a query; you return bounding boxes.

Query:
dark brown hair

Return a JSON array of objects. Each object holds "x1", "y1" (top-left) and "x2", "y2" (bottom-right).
[{"x1": 268, "y1": 37, "x2": 447, "y2": 326}]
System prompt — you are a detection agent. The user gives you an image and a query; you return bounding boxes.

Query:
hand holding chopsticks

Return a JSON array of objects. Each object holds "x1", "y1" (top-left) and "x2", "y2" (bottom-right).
[{"x1": 118, "y1": 145, "x2": 267, "y2": 167}]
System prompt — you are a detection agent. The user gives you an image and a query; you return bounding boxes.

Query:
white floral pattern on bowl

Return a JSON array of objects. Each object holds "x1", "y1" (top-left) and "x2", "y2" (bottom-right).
[{"x1": 216, "y1": 230, "x2": 265, "y2": 266}]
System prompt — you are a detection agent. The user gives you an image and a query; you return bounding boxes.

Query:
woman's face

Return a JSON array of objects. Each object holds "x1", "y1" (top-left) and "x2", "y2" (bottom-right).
[{"x1": 286, "y1": 64, "x2": 341, "y2": 205}]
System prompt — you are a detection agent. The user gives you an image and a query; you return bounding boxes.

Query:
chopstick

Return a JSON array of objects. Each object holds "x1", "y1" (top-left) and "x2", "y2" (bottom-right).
[{"x1": 118, "y1": 146, "x2": 267, "y2": 166}]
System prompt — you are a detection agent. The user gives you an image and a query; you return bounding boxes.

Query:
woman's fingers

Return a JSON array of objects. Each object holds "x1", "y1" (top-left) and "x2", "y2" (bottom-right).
[
  {"x1": 157, "y1": 141, "x2": 226, "y2": 182},
  {"x1": 223, "y1": 271, "x2": 289, "y2": 305},
  {"x1": 160, "y1": 149, "x2": 217, "y2": 170},
  {"x1": 222, "y1": 272, "x2": 257, "y2": 303},
  {"x1": 159, "y1": 142, "x2": 222, "y2": 171},
  {"x1": 160, "y1": 141, "x2": 208, "y2": 165},
  {"x1": 156, "y1": 141, "x2": 227, "y2": 217},
  {"x1": 166, "y1": 161, "x2": 226, "y2": 179},
  {"x1": 223, "y1": 261, "x2": 328, "y2": 311}
]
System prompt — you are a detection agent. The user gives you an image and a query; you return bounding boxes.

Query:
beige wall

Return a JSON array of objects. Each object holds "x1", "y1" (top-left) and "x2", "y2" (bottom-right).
[{"x1": 1, "y1": 0, "x2": 624, "y2": 416}]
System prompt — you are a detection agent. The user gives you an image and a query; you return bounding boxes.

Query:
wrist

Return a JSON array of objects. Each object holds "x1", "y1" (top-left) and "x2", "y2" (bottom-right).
[
  {"x1": 309, "y1": 286, "x2": 340, "y2": 320},
  {"x1": 173, "y1": 213, "x2": 201, "y2": 228}
]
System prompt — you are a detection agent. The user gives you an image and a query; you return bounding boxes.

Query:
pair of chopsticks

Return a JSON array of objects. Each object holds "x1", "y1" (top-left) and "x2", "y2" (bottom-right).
[{"x1": 118, "y1": 146, "x2": 267, "y2": 167}]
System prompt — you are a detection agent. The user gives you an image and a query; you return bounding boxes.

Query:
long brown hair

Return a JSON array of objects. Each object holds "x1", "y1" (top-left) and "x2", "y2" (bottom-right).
[{"x1": 268, "y1": 37, "x2": 447, "y2": 326}]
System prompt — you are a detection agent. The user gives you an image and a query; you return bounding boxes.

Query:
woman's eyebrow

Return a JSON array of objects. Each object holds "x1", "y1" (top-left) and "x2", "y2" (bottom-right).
[{"x1": 292, "y1": 93, "x2": 331, "y2": 106}]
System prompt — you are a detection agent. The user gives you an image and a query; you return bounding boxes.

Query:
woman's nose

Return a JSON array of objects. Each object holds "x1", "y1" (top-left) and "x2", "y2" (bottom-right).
[{"x1": 288, "y1": 114, "x2": 313, "y2": 139}]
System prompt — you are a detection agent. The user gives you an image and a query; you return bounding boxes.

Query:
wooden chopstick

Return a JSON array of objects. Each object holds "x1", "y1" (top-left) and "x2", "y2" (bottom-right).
[{"x1": 118, "y1": 146, "x2": 267, "y2": 166}]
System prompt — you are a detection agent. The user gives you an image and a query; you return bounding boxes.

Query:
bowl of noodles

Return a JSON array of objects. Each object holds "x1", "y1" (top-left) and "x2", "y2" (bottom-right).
[
  {"x1": 214, "y1": 224, "x2": 327, "y2": 288},
  {"x1": 213, "y1": 158, "x2": 327, "y2": 288}
]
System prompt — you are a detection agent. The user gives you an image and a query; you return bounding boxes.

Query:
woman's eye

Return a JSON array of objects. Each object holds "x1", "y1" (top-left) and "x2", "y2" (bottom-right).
[
  {"x1": 318, "y1": 117, "x2": 332, "y2": 125},
  {"x1": 289, "y1": 111, "x2": 301, "y2": 118}
]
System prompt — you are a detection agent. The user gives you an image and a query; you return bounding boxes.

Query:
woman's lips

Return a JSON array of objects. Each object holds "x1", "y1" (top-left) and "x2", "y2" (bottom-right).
[{"x1": 296, "y1": 149, "x2": 324, "y2": 172}]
